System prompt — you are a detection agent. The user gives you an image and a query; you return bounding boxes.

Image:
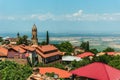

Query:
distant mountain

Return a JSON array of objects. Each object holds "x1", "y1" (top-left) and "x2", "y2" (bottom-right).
[{"x1": 0, "y1": 32, "x2": 120, "y2": 38}]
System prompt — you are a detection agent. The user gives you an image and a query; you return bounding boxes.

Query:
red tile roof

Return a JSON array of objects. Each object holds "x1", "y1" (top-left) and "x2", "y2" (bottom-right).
[
  {"x1": 36, "y1": 48, "x2": 61, "y2": 58},
  {"x1": 107, "y1": 52, "x2": 115, "y2": 56},
  {"x1": 38, "y1": 45, "x2": 58, "y2": 53},
  {"x1": 71, "y1": 62, "x2": 120, "y2": 80},
  {"x1": 0, "y1": 47, "x2": 8, "y2": 57},
  {"x1": 19, "y1": 45, "x2": 35, "y2": 51},
  {"x1": 35, "y1": 45, "x2": 62, "y2": 58},
  {"x1": 12, "y1": 46, "x2": 26, "y2": 53},
  {"x1": 77, "y1": 52, "x2": 94, "y2": 58},
  {"x1": 39, "y1": 67, "x2": 72, "y2": 78}
]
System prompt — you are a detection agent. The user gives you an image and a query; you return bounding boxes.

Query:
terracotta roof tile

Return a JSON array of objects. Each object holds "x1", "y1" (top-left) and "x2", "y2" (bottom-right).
[
  {"x1": 36, "y1": 49, "x2": 45, "y2": 58},
  {"x1": 70, "y1": 62, "x2": 120, "y2": 80},
  {"x1": 12, "y1": 46, "x2": 26, "y2": 53},
  {"x1": 77, "y1": 52, "x2": 94, "y2": 58},
  {"x1": 38, "y1": 45, "x2": 58, "y2": 53},
  {"x1": 35, "y1": 45, "x2": 62, "y2": 58},
  {"x1": 0, "y1": 47, "x2": 8, "y2": 57},
  {"x1": 39, "y1": 67, "x2": 72, "y2": 78},
  {"x1": 36, "y1": 48, "x2": 61, "y2": 58},
  {"x1": 107, "y1": 52, "x2": 115, "y2": 56},
  {"x1": 20, "y1": 45, "x2": 35, "y2": 51}
]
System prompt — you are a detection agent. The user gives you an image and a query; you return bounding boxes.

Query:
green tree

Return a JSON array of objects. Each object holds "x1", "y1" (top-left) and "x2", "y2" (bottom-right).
[
  {"x1": 86, "y1": 41, "x2": 89, "y2": 51},
  {"x1": 59, "y1": 41, "x2": 73, "y2": 55},
  {"x1": 17, "y1": 35, "x2": 28, "y2": 45},
  {"x1": 92, "y1": 55, "x2": 112, "y2": 64},
  {"x1": 80, "y1": 41, "x2": 90, "y2": 51},
  {"x1": 108, "y1": 55, "x2": 120, "y2": 69},
  {"x1": 23, "y1": 35, "x2": 28, "y2": 45},
  {"x1": 0, "y1": 61, "x2": 32, "y2": 80},
  {"x1": 108, "y1": 60, "x2": 120, "y2": 69},
  {"x1": 54, "y1": 63, "x2": 65, "y2": 69},
  {"x1": 46, "y1": 31, "x2": 49, "y2": 45},
  {"x1": 41, "y1": 41, "x2": 47, "y2": 45},
  {"x1": 17, "y1": 37, "x2": 23, "y2": 45},
  {"x1": 71, "y1": 59, "x2": 91, "y2": 70},
  {"x1": 103, "y1": 47, "x2": 114, "y2": 52},
  {"x1": 2, "y1": 40, "x2": 10, "y2": 45},
  {"x1": 90, "y1": 48, "x2": 98, "y2": 54},
  {"x1": 17, "y1": 32, "x2": 20, "y2": 38},
  {"x1": 80, "y1": 42, "x2": 86, "y2": 49},
  {"x1": 0, "y1": 37, "x2": 3, "y2": 42},
  {"x1": 45, "y1": 72, "x2": 55, "y2": 77}
]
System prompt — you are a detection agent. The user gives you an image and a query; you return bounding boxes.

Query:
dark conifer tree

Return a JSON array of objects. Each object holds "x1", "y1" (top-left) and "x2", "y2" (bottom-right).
[
  {"x1": 17, "y1": 32, "x2": 20, "y2": 38},
  {"x1": 46, "y1": 31, "x2": 49, "y2": 44},
  {"x1": 86, "y1": 41, "x2": 90, "y2": 51}
]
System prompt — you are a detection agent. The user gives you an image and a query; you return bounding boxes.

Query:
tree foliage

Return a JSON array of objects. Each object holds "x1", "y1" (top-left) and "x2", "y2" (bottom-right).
[
  {"x1": 90, "y1": 48, "x2": 99, "y2": 54},
  {"x1": 92, "y1": 55, "x2": 112, "y2": 64},
  {"x1": 40, "y1": 41, "x2": 47, "y2": 45},
  {"x1": 70, "y1": 59, "x2": 91, "y2": 70},
  {"x1": 17, "y1": 35, "x2": 29, "y2": 45},
  {"x1": 45, "y1": 72, "x2": 55, "y2": 77},
  {"x1": 2, "y1": 40, "x2": 10, "y2": 45},
  {"x1": 108, "y1": 60, "x2": 120, "y2": 69},
  {"x1": 80, "y1": 41, "x2": 90, "y2": 51},
  {"x1": 103, "y1": 47, "x2": 114, "y2": 52},
  {"x1": 59, "y1": 41, "x2": 73, "y2": 55},
  {"x1": 54, "y1": 62, "x2": 65, "y2": 70},
  {"x1": 0, "y1": 61, "x2": 32, "y2": 80},
  {"x1": 17, "y1": 32, "x2": 20, "y2": 38},
  {"x1": 0, "y1": 37, "x2": 3, "y2": 42},
  {"x1": 46, "y1": 31, "x2": 49, "y2": 45},
  {"x1": 108, "y1": 56, "x2": 120, "y2": 69}
]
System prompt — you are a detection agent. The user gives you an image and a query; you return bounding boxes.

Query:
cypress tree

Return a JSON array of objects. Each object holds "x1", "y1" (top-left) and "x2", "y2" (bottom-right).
[
  {"x1": 17, "y1": 32, "x2": 20, "y2": 38},
  {"x1": 86, "y1": 41, "x2": 90, "y2": 51},
  {"x1": 46, "y1": 31, "x2": 49, "y2": 44}
]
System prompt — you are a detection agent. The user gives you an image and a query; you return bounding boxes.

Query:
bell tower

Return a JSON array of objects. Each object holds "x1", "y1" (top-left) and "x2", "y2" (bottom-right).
[{"x1": 31, "y1": 24, "x2": 38, "y2": 45}]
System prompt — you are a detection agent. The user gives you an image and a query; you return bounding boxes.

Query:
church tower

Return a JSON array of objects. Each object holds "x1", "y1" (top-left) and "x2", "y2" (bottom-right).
[{"x1": 31, "y1": 24, "x2": 38, "y2": 45}]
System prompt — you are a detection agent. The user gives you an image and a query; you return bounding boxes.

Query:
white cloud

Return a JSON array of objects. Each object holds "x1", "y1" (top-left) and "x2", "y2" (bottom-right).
[
  {"x1": 7, "y1": 16, "x2": 15, "y2": 20},
  {"x1": 0, "y1": 16, "x2": 15, "y2": 20},
  {"x1": 73, "y1": 10, "x2": 83, "y2": 17},
  {"x1": 31, "y1": 14, "x2": 37, "y2": 18},
  {"x1": 1, "y1": 10, "x2": 120, "y2": 22},
  {"x1": 22, "y1": 13, "x2": 54, "y2": 21},
  {"x1": 37, "y1": 13, "x2": 54, "y2": 21}
]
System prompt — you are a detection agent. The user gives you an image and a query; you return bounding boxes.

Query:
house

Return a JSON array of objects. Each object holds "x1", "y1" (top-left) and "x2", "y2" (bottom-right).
[
  {"x1": 107, "y1": 52, "x2": 116, "y2": 56},
  {"x1": 0, "y1": 45, "x2": 37, "y2": 65},
  {"x1": 27, "y1": 67, "x2": 55, "y2": 80},
  {"x1": 96, "y1": 52, "x2": 116, "y2": 56},
  {"x1": 0, "y1": 47, "x2": 8, "y2": 57},
  {"x1": 62, "y1": 56, "x2": 82, "y2": 62},
  {"x1": 7, "y1": 46, "x2": 26, "y2": 59},
  {"x1": 114, "y1": 52, "x2": 120, "y2": 56},
  {"x1": 0, "y1": 45, "x2": 30, "y2": 64},
  {"x1": 77, "y1": 52, "x2": 94, "y2": 58},
  {"x1": 0, "y1": 45, "x2": 28, "y2": 64},
  {"x1": 19, "y1": 45, "x2": 38, "y2": 66},
  {"x1": 70, "y1": 62, "x2": 120, "y2": 80},
  {"x1": 35, "y1": 45, "x2": 63, "y2": 64},
  {"x1": 0, "y1": 44, "x2": 63, "y2": 65},
  {"x1": 73, "y1": 46, "x2": 85, "y2": 55},
  {"x1": 4, "y1": 37, "x2": 18, "y2": 45},
  {"x1": 0, "y1": 47, "x2": 8, "y2": 61},
  {"x1": 39, "y1": 67, "x2": 72, "y2": 79}
]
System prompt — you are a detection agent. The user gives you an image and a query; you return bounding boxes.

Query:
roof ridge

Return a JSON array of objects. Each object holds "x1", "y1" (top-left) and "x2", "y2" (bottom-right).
[{"x1": 103, "y1": 63, "x2": 110, "y2": 80}]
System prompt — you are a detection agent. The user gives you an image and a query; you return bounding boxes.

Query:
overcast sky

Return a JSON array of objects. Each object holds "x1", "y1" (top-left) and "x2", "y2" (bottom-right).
[{"x1": 0, "y1": 0, "x2": 120, "y2": 33}]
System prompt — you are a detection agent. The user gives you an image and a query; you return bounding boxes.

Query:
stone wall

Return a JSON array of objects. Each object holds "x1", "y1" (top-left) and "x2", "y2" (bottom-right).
[{"x1": 5, "y1": 58, "x2": 28, "y2": 65}]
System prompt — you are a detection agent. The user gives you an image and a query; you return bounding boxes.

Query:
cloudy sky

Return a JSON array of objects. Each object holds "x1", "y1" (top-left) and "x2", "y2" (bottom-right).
[{"x1": 0, "y1": 0, "x2": 120, "y2": 33}]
